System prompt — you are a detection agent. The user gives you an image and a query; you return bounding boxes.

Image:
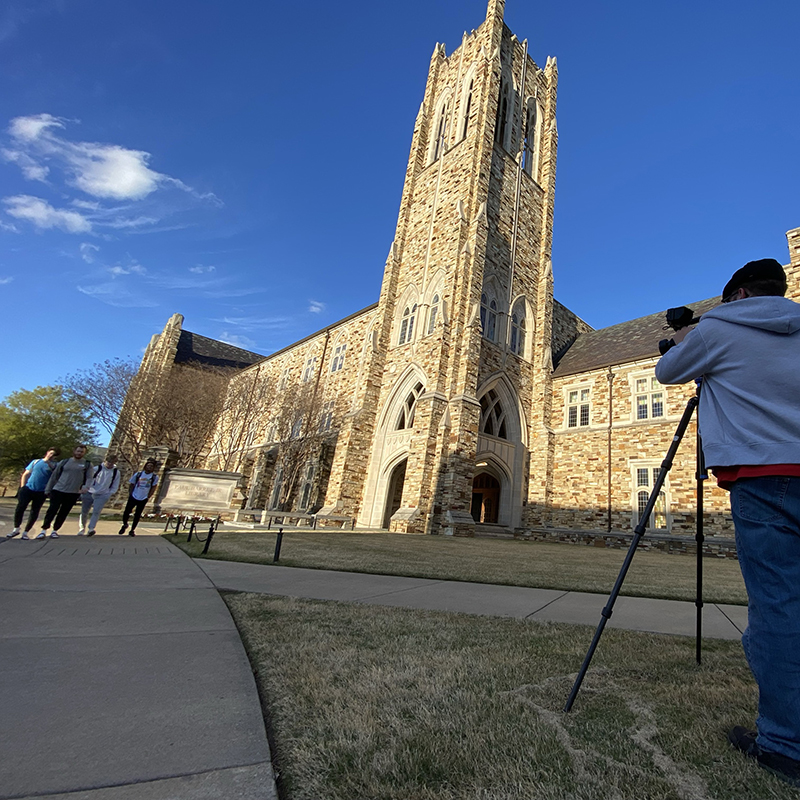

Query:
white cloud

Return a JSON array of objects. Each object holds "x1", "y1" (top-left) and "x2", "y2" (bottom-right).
[
  {"x1": 8, "y1": 112, "x2": 64, "y2": 141},
  {"x1": 80, "y1": 242, "x2": 100, "y2": 263},
  {"x1": 1, "y1": 147, "x2": 49, "y2": 181},
  {"x1": 218, "y1": 331, "x2": 257, "y2": 350},
  {"x1": 188, "y1": 264, "x2": 216, "y2": 274},
  {"x1": 0, "y1": 276, "x2": 13, "y2": 285},
  {"x1": 5, "y1": 113, "x2": 219, "y2": 205},
  {"x1": 308, "y1": 300, "x2": 325, "y2": 313},
  {"x1": 0, "y1": 219, "x2": 19, "y2": 233},
  {"x1": 3, "y1": 194, "x2": 91, "y2": 233},
  {"x1": 107, "y1": 261, "x2": 146, "y2": 277}
]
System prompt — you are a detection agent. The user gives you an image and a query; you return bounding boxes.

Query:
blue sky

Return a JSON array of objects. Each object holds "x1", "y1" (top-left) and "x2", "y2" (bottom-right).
[{"x1": 1, "y1": 0, "x2": 799, "y2": 405}]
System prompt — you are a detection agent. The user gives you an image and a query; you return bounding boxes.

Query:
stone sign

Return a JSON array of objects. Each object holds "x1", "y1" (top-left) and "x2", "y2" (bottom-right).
[{"x1": 156, "y1": 468, "x2": 242, "y2": 513}]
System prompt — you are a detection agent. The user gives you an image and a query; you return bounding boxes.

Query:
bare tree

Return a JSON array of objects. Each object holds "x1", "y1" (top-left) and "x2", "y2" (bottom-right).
[
  {"x1": 269, "y1": 381, "x2": 330, "y2": 511},
  {"x1": 63, "y1": 358, "x2": 137, "y2": 448},
  {"x1": 147, "y1": 364, "x2": 231, "y2": 467},
  {"x1": 64, "y1": 358, "x2": 233, "y2": 469},
  {"x1": 207, "y1": 365, "x2": 275, "y2": 473}
]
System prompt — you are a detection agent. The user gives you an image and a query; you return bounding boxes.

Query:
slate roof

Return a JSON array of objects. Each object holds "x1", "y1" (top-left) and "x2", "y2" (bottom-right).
[
  {"x1": 552, "y1": 296, "x2": 722, "y2": 378},
  {"x1": 175, "y1": 330, "x2": 265, "y2": 370}
]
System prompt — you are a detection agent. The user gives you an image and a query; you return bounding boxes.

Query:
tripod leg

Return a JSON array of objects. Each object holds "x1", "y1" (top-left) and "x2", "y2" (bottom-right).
[
  {"x1": 696, "y1": 427, "x2": 707, "y2": 665},
  {"x1": 564, "y1": 394, "x2": 699, "y2": 712}
]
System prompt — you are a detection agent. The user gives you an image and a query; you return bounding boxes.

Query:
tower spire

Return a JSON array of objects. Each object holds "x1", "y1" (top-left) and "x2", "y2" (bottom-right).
[{"x1": 486, "y1": 0, "x2": 505, "y2": 24}]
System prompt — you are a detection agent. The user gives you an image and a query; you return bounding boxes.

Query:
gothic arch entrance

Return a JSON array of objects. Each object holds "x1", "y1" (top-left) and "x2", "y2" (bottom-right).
[
  {"x1": 471, "y1": 472, "x2": 500, "y2": 523},
  {"x1": 383, "y1": 458, "x2": 407, "y2": 528}
]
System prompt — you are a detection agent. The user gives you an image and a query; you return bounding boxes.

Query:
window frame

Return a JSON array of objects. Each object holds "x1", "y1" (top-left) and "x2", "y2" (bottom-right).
[
  {"x1": 564, "y1": 384, "x2": 592, "y2": 430},
  {"x1": 630, "y1": 461, "x2": 670, "y2": 531},
  {"x1": 629, "y1": 370, "x2": 666, "y2": 422}
]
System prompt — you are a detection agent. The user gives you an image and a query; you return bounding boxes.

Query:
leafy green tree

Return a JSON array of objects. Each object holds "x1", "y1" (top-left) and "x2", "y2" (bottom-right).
[{"x1": 0, "y1": 385, "x2": 97, "y2": 473}]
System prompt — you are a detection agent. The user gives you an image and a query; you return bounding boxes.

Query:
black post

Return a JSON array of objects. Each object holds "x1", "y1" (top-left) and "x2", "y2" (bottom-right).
[
  {"x1": 187, "y1": 518, "x2": 196, "y2": 542},
  {"x1": 202, "y1": 519, "x2": 217, "y2": 555},
  {"x1": 564, "y1": 393, "x2": 699, "y2": 713},
  {"x1": 273, "y1": 527, "x2": 284, "y2": 562}
]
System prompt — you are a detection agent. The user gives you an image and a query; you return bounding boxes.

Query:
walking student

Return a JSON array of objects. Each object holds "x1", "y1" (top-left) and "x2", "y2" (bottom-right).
[
  {"x1": 7, "y1": 447, "x2": 60, "y2": 539},
  {"x1": 38, "y1": 445, "x2": 94, "y2": 539},
  {"x1": 656, "y1": 258, "x2": 800, "y2": 787},
  {"x1": 78, "y1": 454, "x2": 121, "y2": 536},
  {"x1": 119, "y1": 460, "x2": 159, "y2": 536}
]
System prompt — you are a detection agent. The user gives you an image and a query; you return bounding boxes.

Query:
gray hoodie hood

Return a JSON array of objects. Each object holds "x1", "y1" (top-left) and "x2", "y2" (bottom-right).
[{"x1": 700, "y1": 295, "x2": 800, "y2": 335}]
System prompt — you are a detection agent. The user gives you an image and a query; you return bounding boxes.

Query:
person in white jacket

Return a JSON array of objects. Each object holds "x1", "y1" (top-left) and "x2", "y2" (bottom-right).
[
  {"x1": 656, "y1": 258, "x2": 800, "y2": 788},
  {"x1": 78, "y1": 454, "x2": 121, "y2": 536}
]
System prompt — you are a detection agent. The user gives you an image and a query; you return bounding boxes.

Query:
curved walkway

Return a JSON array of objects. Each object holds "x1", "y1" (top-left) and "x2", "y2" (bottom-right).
[
  {"x1": 0, "y1": 536, "x2": 277, "y2": 800},
  {"x1": 197, "y1": 558, "x2": 749, "y2": 641}
]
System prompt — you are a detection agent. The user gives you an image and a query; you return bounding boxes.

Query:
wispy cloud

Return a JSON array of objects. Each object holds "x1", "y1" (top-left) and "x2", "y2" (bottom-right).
[
  {"x1": 213, "y1": 315, "x2": 292, "y2": 332},
  {"x1": 218, "y1": 331, "x2": 257, "y2": 350},
  {"x1": 76, "y1": 282, "x2": 158, "y2": 308},
  {"x1": 80, "y1": 242, "x2": 100, "y2": 263},
  {"x1": 3, "y1": 194, "x2": 91, "y2": 233},
  {"x1": 107, "y1": 261, "x2": 146, "y2": 277},
  {"x1": 188, "y1": 264, "x2": 216, "y2": 274},
  {"x1": 308, "y1": 299, "x2": 325, "y2": 313},
  {"x1": 0, "y1": 276, "x2": 13, "y2": 285}
]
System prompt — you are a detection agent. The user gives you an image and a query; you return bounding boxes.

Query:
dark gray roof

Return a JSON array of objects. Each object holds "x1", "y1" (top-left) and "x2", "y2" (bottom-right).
[
  {"x1": 175, "y1": 330, "x2": 265, "y2": 370},
  {"x1": 552, "y1": 297, "x2": 721, "y2": 378}
]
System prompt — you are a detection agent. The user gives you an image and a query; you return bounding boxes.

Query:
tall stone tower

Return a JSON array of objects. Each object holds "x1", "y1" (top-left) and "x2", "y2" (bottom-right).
[{"x1": 322, "y1": 0, "x2": 558, "y2": 534}]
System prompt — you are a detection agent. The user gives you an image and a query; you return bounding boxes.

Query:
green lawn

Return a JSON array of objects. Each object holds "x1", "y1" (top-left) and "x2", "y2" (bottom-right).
[
  {"x1": 167, "y1": 530, "x2": 748, "y2": 605},
  {"x1": 225, "y1": 593, "x2": 787, "y2": 800}
]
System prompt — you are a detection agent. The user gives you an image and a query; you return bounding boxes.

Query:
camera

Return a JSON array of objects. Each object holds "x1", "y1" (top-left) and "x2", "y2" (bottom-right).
[{"x1": 658, "y1": 306, "x2": 701, "y2": 354}]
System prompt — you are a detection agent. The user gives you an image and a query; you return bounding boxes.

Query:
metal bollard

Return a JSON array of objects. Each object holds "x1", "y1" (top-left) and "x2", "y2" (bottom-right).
[
  {"x1": 202, "y1": 519, "x2": 217, "y2": 555},
  {"x1": 273, "y1": 527, "x2": 284, "y2": 562},
  {"x1": 187, "y1": 518, "x2": 196, "y2": 542}
]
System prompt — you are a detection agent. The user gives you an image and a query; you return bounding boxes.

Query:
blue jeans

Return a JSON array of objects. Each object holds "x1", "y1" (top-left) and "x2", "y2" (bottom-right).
[{"x1": 730, "y1": 476, "x2": 800, "y2": 760}]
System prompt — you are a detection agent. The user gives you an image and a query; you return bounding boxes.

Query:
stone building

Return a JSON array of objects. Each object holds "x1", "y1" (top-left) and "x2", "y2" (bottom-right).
[{"x1": 122, "y1": 0, "x2": 800, "y2": 540}]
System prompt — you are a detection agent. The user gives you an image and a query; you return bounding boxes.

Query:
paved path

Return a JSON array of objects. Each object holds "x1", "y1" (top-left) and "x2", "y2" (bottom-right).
[
  {"x1": 198, "y1": 559, "x2": 749, "y2": 640},
  {"x1": 0, "y1": 536, "x2": 277, "y2": 800}
]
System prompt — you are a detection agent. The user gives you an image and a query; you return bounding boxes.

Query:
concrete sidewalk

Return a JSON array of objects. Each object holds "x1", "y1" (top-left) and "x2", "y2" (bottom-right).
[
  {"x1": 0, "y1": 536, "x2": 277, "y2": 800},
  {"x1": 197, "y1": 559, "x2": 749, "y2": 640}
]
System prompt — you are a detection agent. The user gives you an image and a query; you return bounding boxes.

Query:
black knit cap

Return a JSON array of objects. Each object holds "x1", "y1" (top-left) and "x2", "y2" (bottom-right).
[{"x1": 722, "y1": 258, "x2": 786, "y2": 299}]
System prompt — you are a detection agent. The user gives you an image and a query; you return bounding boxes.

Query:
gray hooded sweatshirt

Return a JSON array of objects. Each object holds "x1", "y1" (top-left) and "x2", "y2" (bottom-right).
[{"x1": 655, "y1": 295, "x2": 800, "y2": 468}]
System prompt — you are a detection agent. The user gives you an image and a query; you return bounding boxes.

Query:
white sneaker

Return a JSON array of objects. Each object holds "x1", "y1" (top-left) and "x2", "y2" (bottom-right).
[
  {"x1": 21, "y1": 532, "x2": 30, "y2": 540},
  {"x1": 36, "y1": 531, "x2": 47, "y2": 539},
  {"x1": 77, "y1": 530, "x2": 85, "y2": 536},
  {"x1": 50, "y1": 532, "x2": 59, "y2": 538},
  {"x1": 6, "y1": 528, "x2": 20, "y2": 538}
]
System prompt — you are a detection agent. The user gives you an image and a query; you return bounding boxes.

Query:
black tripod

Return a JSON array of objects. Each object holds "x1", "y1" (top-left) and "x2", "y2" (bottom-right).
[{"x1": 564, "y1": 380, "x2": 707, "y2": 712}]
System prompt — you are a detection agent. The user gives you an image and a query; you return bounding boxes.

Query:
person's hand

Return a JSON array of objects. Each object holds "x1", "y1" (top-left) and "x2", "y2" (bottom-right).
[{"x1": 671, "y1": 326, "x2": 691, "y2": 344}]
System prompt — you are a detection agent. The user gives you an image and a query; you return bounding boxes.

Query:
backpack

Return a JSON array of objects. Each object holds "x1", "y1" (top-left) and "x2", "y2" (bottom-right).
[{"x1": 94, "y1": 464, "x2": 119, "y2": 486}]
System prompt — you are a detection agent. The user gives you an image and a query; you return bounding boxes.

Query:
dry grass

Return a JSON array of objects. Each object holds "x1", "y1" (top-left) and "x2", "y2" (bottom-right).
[
  {"x1": 225, "y1": 593, "x2": 791, "y2": 800},
  {"x1": 168, "y1": 531, "x2": 748, "y2": 605}
]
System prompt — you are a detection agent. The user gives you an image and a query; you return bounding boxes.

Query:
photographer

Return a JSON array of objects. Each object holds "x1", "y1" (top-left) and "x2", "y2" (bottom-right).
[{"x1": 656, "y1": 258, "x2": 800, "y2": 787}]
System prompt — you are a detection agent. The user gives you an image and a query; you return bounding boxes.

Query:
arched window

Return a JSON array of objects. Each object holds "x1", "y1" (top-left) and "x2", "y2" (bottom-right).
[
  {"x1": 522, "y1": 102, "x2": 538, "y2": 176},
  {"x1": 330, "y1": 342, "x2": 347, "y2": 373},
  {"x1": 427, "y1": 292, "x2": 441, "y2": 335},
  {"x1": 398, "y1": 303, "x2": 417, "y2": 345},
  {"x1": 396, "y1": 382, "x2": 424, "y2": 430},
  {"x1": 430, "y1": 99, "x2": 449, "y2": 163},
  {"x1": 480, "y1": 293, "x2": 497, "y2": 341},
  {"x1": 461, "y1": 79, "x2": 474, "y2": 140},
  {"x1": 510, "y1": 300, "x2": 526, "y2": 356},
  {"x1": 494, "y1": 78, "x2": 511, "y2": 149},
  {"x1": 479, "y1": 389, "x2": 508, "y2": 440}
]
